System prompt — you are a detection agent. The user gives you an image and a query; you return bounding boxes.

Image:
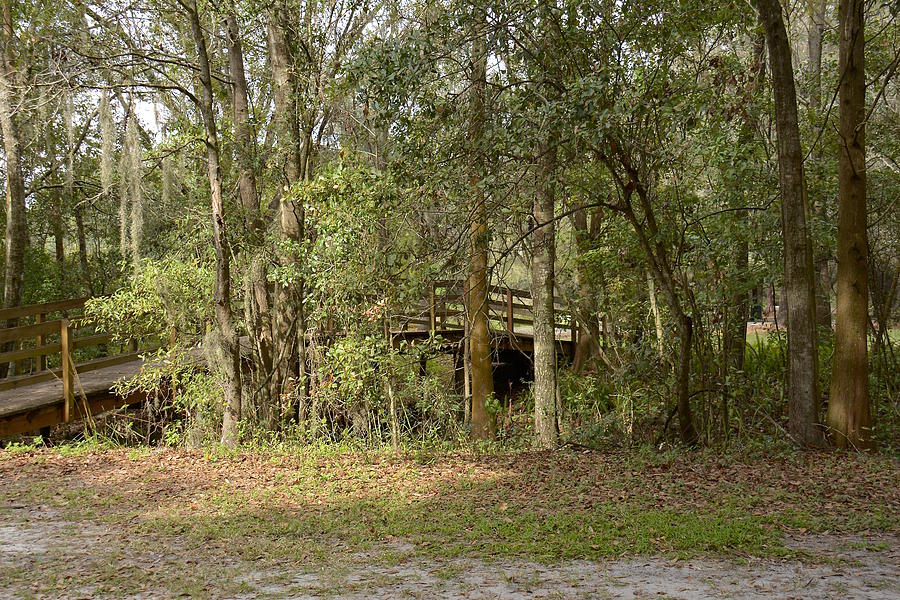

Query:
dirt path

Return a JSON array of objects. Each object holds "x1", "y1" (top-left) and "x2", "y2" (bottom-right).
[
  {"x1": 1, "y1": 448, "x2": 898, "y2": 598},
  {"x1": 2, "y1": 500, "x2": 897, "y2": 599}
]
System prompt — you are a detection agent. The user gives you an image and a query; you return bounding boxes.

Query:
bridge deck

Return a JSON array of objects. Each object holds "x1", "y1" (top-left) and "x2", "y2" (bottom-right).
[
  {"x1": 2, "y1": 282, "x2": 576, "y2": 439},
  {"x1": 0, "y1": 357, "x2": 147, "y2": 438},
  {"x1": 0, "y1": 358, "x2": 144, "y2": 420}
]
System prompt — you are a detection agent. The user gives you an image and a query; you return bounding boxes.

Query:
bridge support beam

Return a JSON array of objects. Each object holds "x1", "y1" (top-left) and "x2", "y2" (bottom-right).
[{"x1": 60, "y1": 319, "x2": 74, "y2": 423}]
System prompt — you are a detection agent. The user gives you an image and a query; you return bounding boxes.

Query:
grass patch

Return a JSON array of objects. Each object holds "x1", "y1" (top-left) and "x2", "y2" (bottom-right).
[{"x1": 1, "y1": 445, "x2": 897, "y2": 597}]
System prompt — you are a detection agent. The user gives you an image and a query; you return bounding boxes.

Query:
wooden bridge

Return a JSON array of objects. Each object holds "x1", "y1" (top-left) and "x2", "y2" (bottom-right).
[
  {"x1": 1, "y1": 281, "x2": 575, "y2": 439},
  {"x1": 389, "y1": 279, "x2": 577, "y2": 356},
  {"x1": 0, "y1": 298, "x2": 152, "y2": 439}
]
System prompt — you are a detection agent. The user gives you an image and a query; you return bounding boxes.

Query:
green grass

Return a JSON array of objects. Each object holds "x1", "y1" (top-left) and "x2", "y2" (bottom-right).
[{"x1": 1, "y1": 445, "x2": 897, "y2": 598}]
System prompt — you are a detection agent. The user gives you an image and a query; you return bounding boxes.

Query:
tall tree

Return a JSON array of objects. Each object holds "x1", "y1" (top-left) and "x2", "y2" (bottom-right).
[
  {"x1": 807, "y1": 0, "x2": 833, "y2": 330},
  {"x1": 467, "y1": 9, "x2": 494, "y2": 440},
  {"x1": 756, "y1": 0, "x2": 822, "y2": 447},
  {"x1": 530, "y1": 0, "x2": 561, "y2": 449},
  {"x1": 267, "y1": 4, "x2": 307, "y2": 423},
  {"x1": 532, "y1": 133, "x2": 559, "y2": 448},
  {"x1": 827, "y1": 0, "x2": 871, "y2": 450},
  {"x1": 0, "y1": 0, "x2": 27, "y2": 320},
  {"x1": 225, "y1": 6, "x2": 275, "y2": 422},
  {"x1": 187, "y1": 0, "x2": 242, "y2": 445},
  {"x1": 723, "y1": 27, "x2": 766, "y2": 378}
]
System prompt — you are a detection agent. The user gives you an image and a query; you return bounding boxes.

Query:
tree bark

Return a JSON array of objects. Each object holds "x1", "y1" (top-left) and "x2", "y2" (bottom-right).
[
  {"x1": 0, "y1": 0, "x2": 27, "y2": 315},
  {"x1": 467, "y1": 13, "x2": 495, "y2": 440},
  {"x1": 188, "y1": 0, "x2": 242, "y2": 445},
  {"x1": 226, "y1": 7, "x2": 275, "y2": 424},
  {"x1": 617, "y1": 181, "x2": 698, "y2": 446},
  {"x1": 647, "y1": 269, "x2": 664, "y2": 360},
  {"x1": 808, "y1": 0, "x2": 833, "y2": 331},
  {"x1": 74, "y1": 204, "x2": 93, "y2": 296},
  {"x1": 532, "y1": 137, "x2": 559, "y2": 449},
  {"x1": 756, "y1": 0, "x2": 822, "y2": 447},
  {"x1": 827, "y1": 0, "x2": 871, "y2": 450},
  {"x1": 571, "y1": 208, "x2": 604, "y2": 372},
  {"x1": 267, "y1": 6, "x2": 307, "y2": 424}
]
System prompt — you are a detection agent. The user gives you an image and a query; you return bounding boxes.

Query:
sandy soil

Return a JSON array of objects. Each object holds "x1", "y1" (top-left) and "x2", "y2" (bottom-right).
[{"x1": 2, "y1": 502, "x2": 897, "y2": 599}]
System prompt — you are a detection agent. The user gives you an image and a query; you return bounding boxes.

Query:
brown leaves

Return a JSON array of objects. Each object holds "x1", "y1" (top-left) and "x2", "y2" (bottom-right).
[{"x1": 2, "y1": 447, "x2": 898, "y2": 533}]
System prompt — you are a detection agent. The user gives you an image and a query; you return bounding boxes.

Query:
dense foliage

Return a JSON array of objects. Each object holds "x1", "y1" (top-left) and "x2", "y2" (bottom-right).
[{"x1": 1, "y1": 0, "x2": 897, "y2": 451}]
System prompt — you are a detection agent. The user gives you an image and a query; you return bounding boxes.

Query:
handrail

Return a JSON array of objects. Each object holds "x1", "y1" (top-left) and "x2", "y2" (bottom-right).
[
  {"x1": 0, "y1": 298, "x2": 143, "y2": 422},
  {"x1": 0, "y1": 298, "x2": 88, "y2": 322},
  {"x1": 0, "y1": 320, "x2": 61, "y2": 345},
  {"x1": 416, "y1": 279, "x2": 576, "y2": 343}
]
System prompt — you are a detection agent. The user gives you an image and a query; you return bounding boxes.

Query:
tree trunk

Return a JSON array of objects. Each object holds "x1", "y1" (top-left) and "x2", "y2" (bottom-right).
[
  {"x1": 467, "y1": 14, "x2": 495, "y2": 440},
  {"x1": 617, "y1": 182, "x2": 698, "y2": 446},
  {"x1": 188, "y1": 0, "x2": 241, "y2": 446},
  {"x1": 267, "y1": 7, "x2": 307, "y2": 423},
  {"x1": 226, "y1": 7, "x2": 275, "y2": 424},
  {"x1": 647, "y1": 269, "x2": 664, "y2": 360},
  {"x1": 0, "y1": 0, "x2": 26, "y2": 315},
  {"x1": 532, "y1": 138, "x2": 559, "y2": 449},
  {"x1": 74, "y1": 204, "x2": 93, "y2": 296},
  {"x1": 53, "y1": 193, "x2": 65, "y2": 265},
  {"x1": 827, "y1": 0, "x2": 871, "y2": 450},
  {"x1": 757, "y1": 0, "x2": 822, "y2": 447},
  {"x1": 571, "y1": 207, "x2": 604, "y2": 373},
  {"x1": 808, "y1": 0, "x2": 833, "y2": 331}
]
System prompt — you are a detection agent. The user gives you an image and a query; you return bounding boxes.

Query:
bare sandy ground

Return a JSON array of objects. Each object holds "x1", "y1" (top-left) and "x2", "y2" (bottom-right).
[{"x1": 1, "y1": 503, "x2": 897, "y2": 599}]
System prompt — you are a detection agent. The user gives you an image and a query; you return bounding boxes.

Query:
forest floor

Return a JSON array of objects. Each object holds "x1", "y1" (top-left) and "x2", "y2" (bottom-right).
[{"x1": 1, "y1": 445, "x2": 898, "y2": 599}]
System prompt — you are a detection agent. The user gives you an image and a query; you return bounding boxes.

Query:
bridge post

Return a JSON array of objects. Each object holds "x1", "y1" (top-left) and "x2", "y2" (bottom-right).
[
  {"x1": 505, "y1": 288, "x2": 514, "y2": 335},
  {"x1": 36, "y1": 312, "x2": 47, "y2": 372},
  {"x1": 429, "y1": 282, "x2": 436, "y2": 332},
  {"x1": 60, "y1": 319, "x2": 74, "y2": 423}
]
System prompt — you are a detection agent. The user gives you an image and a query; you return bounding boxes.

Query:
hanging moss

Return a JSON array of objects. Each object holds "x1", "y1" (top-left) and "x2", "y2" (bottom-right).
[
  {"x1": 118, "y1": 147, "x2": 130, "y2": 262},
  {"x1": 126, "y1": 108, "x2": 143, "y2": 272}
]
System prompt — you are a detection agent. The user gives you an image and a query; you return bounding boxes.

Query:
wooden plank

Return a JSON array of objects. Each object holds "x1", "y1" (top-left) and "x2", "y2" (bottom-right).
[
  {"x1": 61, "y1": 320, "x2": 73, "y2": 423},
  {"x1": 491, "y1": 285, "x2": 531, "y2": 299},
  {"x1": 0, "y1": 357, "x2": 147, "y2": 419},
  {"x1": 488, "y1": 299, "x2": 532, "y2": 313},
  {"x1": 0, "y1": 369, "x2": 62, "y2": 392},
  {"x1": 0, "y1": 320, "x2": 61, "y2": 344},
  {"x1": 74, "y1": 352, "x2": 141, "y2": 374},
  {"x1": 0, "y1": 389, "x2": 143, "y2": 439},
  {"x1": 0, "y1": 342, "x2": 61, "y2": 364},
  {"x1": 429, "y1": 283, "x2": 436, "y2": 332},
  {"x1": 0, "y1": 298, "x2": 87, "y2": 322},
  {"x1": 36, "y1": 312, "x2": 48, "y2": 371},
  {"x1": 506, "y1": 288, "x2": 514, "y2": 334}
]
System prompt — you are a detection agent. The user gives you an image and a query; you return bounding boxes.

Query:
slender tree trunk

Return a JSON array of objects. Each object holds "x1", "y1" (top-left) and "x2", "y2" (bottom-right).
[
  {"x1": 467, "y1": 14, "x2": 495, "y2": 440},
  {"x1": 533, "y1": 137, "x2": 559, "y2": 448},
  {"x1": 74, "y1": 204, "x2": 93, "y2": 295},
  {"x1": 757, "y1": 0, "x2": 822, "y2": 447},
  {"x1": 267, "y1": 7, "x2": 307, "y2": 423},
  {"x1": 53, "y1": 193, "x2": 65, "y2": 265},
  {"x1": 808, "y1": 0, "x2": 833, "y2": 331},
  {"x1": 571, "y1": 207, "x2": 604, "y2": 373},
  {"x1": 617, "y1": 182, "x2": 698, "y2": 446},
  {"x1": 827, "y1": 0, "x2": 871, "y2": 450},
  {"x1": 226, "y1": 8, "x2": 275, "y2": 425},
  {"x1": 0, "y1": 0, "x2": 26, "y2": 314},
  {"x1": 188, "y1": 0, "x2": 241, "y2": 446},
  {"x1": 647, "y1": 269, "x2": 664, "y2": 360}
]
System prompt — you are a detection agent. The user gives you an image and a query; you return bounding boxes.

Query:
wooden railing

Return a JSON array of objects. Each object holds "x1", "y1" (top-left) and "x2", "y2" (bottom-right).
[
  {"x1": 0, "y1": 298, "x2": 139, "y2": 422},
  {"x1": 397, "y1": 279, "x2": 577, "y2": 343}
]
